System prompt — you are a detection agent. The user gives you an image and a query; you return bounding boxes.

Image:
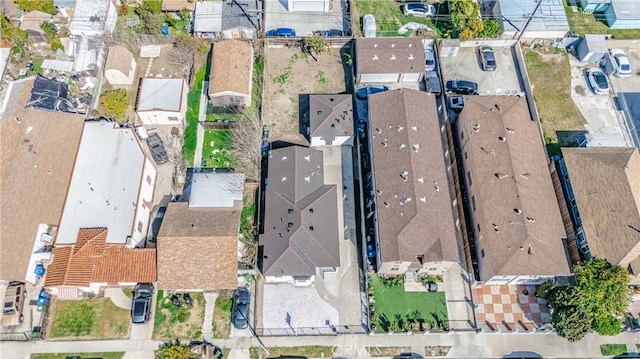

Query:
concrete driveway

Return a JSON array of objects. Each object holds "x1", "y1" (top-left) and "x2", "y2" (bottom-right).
[
  {"x1": 439, "y1": 44, "x2": 524, "y2": 96},
  {"x1": 264, "y1": 0, "x2": 346, "y2": 36}
]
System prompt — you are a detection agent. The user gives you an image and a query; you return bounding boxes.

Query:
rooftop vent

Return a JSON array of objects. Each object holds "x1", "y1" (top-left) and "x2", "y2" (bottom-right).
[
  {"x1": 373, "y1": 55, "x2": 379, "y2": 60},
  {"x1": 288, "y1": 208, "x2": 293, "y2": 213},
  {"x1": 433, "y1": 180, "x2": 439, "y2": 191},
  {"x1": 527, "y1": 245, "x2": 533, "y2": 255},
  {"x1": 384, "y1": 201, "x2": 390, "y2": 208},
  {"x1": 281, "y1": 156, "x2": 288, "y2": 161},
  {"x1": 408, "y1": 54, "x2": 414, "y2": 60},
  {"x1": 14, "y1": 117, "x2": 21, "y2": 124},
  {"x1": 411, "y1": 126, "x2": 417, "y2": 131},
  {"x1": 521, "y1": 173, "x2": 530, "y2": 180},
  {"x1": 309, "y1": 226, "x2": 314, "y2": 231},
  {"x1": 495, "y1": 104, "x2": 502, "y2": 112},
  {"x1": 281, "y1": 176, "x2": 287, "y2": 182},
  {"x1": 412, "y1": 144, "x2": 420, "y2": 152},
  {"x1": 398, "y1": 143, "x2": 406, "y2": 149},
  {"x1": 420, "y1": 196, "x2": 426, "y2": 203},
  {"x1": 495, "y1": 173, "x2": 508, "y2": 179},
  {"x1": 304, "y1": 155, "x2": 310, "y2": 162},
  {"x1": 375, "y1": 128, "x2": 382, "y2": 134},
  {"x1": 514, "y1": 208, "x2": 522, "y2": 214},
  {"x1": 397, "y1": 126, "x2": 404, "y2": 132},
  {"x1": 527, "y1": 217, "x2": 536, "y2": 222},
  {"x1": 390, "y1": 54, "x2": 396, "y2": 60},
  {"x1": 498, "y1": 136, "x2": 506, "y2": 142},
  {"x1": 474, "y1": 124, "x2": 480, "y2": 132},
  {"x1": 288, "y1": 222, "x2": 294, "y2": 228},
  {"x1": 304, "y1": 176, "x2": 311, "y2": 183},
  {"x1": 506, "y1": 127, "x2": 515, "y2": 133},
  {"x1": 400, "y1": 170, "x2": 409, "y2": 182},
  {"x1": 418, "y1": 177, "x2": 424, "y2": 183}
]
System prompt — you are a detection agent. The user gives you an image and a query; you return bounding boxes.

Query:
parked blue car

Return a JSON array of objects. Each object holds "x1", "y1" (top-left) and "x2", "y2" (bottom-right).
[{"x1": 266, "y1": 28, "x2": 297, "y2": 37}]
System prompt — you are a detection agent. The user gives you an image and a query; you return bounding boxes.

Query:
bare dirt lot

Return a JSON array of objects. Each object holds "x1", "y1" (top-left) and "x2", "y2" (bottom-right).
[{"x1": 262, "y1": 46, "x2": 347, "y2": 145}]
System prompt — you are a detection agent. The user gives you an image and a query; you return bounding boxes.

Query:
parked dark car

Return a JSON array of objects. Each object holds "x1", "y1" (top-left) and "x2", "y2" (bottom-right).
[
  {"x1": 478, "y1": 46, "x2": 497, "y2": 71},
  {"x1": 266, "y1": 28, "x2": 296, "y2": 37},
  {"x1": 393, "y1": 354, "x2": 424, "y2": 359},
  {"x1": 425, "y1": 70, "x2": 441, "y2": 94},
  {"x1": 131, "y1": 283, "x2": 153, "y2": 324},
  {"x1": 313, "y1": 29, "x2": 344, "y2": 37},
  {"x1": 355, "y1": 85, "x2": 389, "y2": 100},
  {"x1": 232, "y1": 287, "x2": 251, "y2": 329},
  {"x1": 146, "y1": 133, "x2": 168, "y2": 165},
  {"x1": 445, "y1": 80, "x2": 479, "y2": 95}
]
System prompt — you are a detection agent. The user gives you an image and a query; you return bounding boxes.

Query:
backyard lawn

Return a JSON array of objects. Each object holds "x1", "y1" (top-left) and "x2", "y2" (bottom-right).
[
  {"x1": 183, "y1": 63, "x2": 208, "y2": 165},
  {"x1": 370, "y1": 275, "x2": 447, "y2": 332},
  {"x1": 523, "y1": 49, "x2": 585, "y2": 153},
  {"x1": 32, "y1": 353, "x2": 124, "y2": 359},
  {"x1": 212, "y1": 291, "x2": 232, "y2": 339},
  {"x1": 49, "y1": 299, "x2": 130, "y2": 339},
  {"x1": 201, "y1": 130, "x2": 234, "y2": 168},
  {"x1": 563, "y1": 1, "x2": 640, "y2": 39},
  {"x1": 153, "y1": 290, "x2": 205, "y2": 340},
  {"x1": 354, "y1": 0, "x2": 439, "y2": 37}
]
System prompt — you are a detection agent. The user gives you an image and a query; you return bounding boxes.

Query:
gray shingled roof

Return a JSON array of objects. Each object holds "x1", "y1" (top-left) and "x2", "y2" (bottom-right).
[
  {"x1": 308, "y1": 94, "x2": 353, "y2": 144},
  {"x1": 137, "y1": 78, "x2": 185, "y2": 112},
  {"x1": 259, "y1": 146, "x2": 340, "y2": 277}
]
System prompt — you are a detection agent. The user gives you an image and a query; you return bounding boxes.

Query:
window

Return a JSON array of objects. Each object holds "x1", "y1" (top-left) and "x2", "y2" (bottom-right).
[
  {"x1": 467, "y1": 171, "x2": 472, "y2": 186},
  {"x1": 168, "y1": 116, "x2": 179, "y2": 121},
  {"x1": 481, "y1": 249, "x2": 485, "y2": 258},
  {"x1": 471, "y1": 196, "x2": 476, "y2": 211},
  {"x1": 391, "y1": 267, "x2": 399, "y2": 271}
]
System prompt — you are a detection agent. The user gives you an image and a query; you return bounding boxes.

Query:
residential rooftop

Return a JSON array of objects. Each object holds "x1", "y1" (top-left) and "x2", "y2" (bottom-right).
[
  {"x1": 355, "y1": 38, "x2": 424, "y2": 75},
  {"x1": 308, "y1": 94, "x2": 353, "y2": 144},
  {"x1": 0, "y1": 78, "x2": 85, "y2": 281},
  {"x1": 457, "y1": 96, "x2": 570, "y2": 280},
  {"x1": 56, "y1": 121, "x2": 147, "y2": 245},
  {"x1": 562, "y1": 147, "x2": 640, "y2": 275},
  {"x1": 137, "y1": 78, "x2": 186, "y2": 112},
  {"x1": 368, "y1": 89, "x2": 460, "y2": 266},
  {"x1": 209, "y1": 40, "x2": 253, "y2": 97}
]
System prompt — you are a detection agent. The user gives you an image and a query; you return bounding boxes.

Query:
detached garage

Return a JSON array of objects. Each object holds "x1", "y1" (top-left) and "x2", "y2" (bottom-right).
[
  {"x1": 288, "y1": 0, "x2": 329, "y2": 12},
  {"x1": 355, "y1": 38, "x2": 424, "y2": 84}
]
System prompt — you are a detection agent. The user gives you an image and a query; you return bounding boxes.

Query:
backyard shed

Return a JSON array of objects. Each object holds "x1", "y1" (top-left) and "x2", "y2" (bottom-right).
[{"x1": 576, "y1": 35, "x2": 607, "y2": 63}]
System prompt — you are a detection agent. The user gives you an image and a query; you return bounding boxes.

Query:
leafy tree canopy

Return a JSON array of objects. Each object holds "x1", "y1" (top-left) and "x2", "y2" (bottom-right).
[
  {"x1": 446, "y1": 0, "x2": 501, "y2": 40},
  {"x1": 99, "y1": 89, "x2": 129, "y2": 121},
  {"x1": 156, "y1": 343, "x2": 196, "y2": 359},
  {"x1": 15, "y1": 0, "x2": 57, "y2": 15},
  {"x1": 544, "y1": 258, "x2": 631, "y2": 342}
]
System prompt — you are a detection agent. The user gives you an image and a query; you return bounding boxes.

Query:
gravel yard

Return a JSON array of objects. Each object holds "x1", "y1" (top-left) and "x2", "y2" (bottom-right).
[
  {"x1": 261, "y1": 283, "x2": 338, "y2": 333},
  {"x1": 262, "y1": 45, "x2": 347, "y2": 146}
]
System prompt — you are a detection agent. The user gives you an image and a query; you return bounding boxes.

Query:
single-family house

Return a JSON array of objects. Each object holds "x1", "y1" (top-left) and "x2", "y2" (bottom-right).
[
  {"x1": 456, "y1": 96, "x2": 570, "y2": 285},
  {"x1": 497, "y1": 0, "x2": 569, "y2": 39},
  {"x1": 44, "y1": 228, "x2": 156, "y2": 299},
  {"x1": 368, "y1": 89, "x2": 462, "y2": 275},
  {"x1": 162, "y1": 0, "x2": 196, "y2": 13},
  {"x1": 209, "y1": 40, "x2": 253, "y2": 109},
  {"x1": 19, "y1": 11, "x2": 52, "y2": 43},
  {"x1": 259, "y1": 146, "x2": 340, "y2": 286},
  {"x1": 157, "y1": 172, "x2": 244, "y2": 291},
  {"x1": 55, "y1": 121, "x2": 157, "y2": 249},
  {"x1": 69, "y1": 0, "x2": 118, "y2": 37},
  {"x1": 136, "y1": 78, "x2": 188, "y2": 125},
  {"x1": 355, "y1": 38, "x2": 424, "y2": 84},
  {"x1": 0, "y1": 77, "x2": 85, "y2": 283},
  {"x1": 580, "y1": 0, "x2": 640, "y2": 29},
  {"x1": 305, "y1": 94, "x2": 353, "y2": 146},
  {"x1": 287, "y1": 0, "x2": 330, "y2": 12},
  {"x1": 104, "y1": 46, "x2": 137, "y2": 86},
  {"x1": 554, "y1": 148, "x2": 640, "y2": 285}
]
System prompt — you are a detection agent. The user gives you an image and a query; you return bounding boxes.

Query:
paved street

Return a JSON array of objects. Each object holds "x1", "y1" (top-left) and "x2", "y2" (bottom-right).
[{"x1": 3, "y1": 331, "x2": 640, "y2": 358}]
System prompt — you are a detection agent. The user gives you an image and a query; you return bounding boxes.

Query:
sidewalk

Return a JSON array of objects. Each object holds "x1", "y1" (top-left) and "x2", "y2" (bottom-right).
[
  {"x1": 104, "y1": 287, "x2": 132, "y2": 310},
  {"x1": 193, "y1": 81, "x2": 208, "y2": 168}
]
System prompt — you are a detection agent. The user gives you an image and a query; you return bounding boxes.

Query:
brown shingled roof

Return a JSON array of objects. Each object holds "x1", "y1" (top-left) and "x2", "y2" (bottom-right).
[
  {"x1": 308, "y1": 94, "x2": 353, "y2": 144},
  {"x1": 44, "y1": 228, "x2": 156, "y2": 287},
  {"x1": 562, "y1": 147, "x2": 640, "y2": 271},
  {"x1": 355, "y1": 38, "x2": 424, "y2": 75},
  {"x1": 209, "y1": 40, "x2": 253, "y2": 97},
  {"x1": 104, "y1": 46, "x2": 134, "y2": 76},
  {"x1": 457, "y1": 96, "x2": 570, "y2": 280},
  {"x1": 156, "y1": 202, "x2": 241, "y2": 290},
  {"x1": 0, "y1": 78, "x2": 85, "y2": 281},
  {"x1": 368, "y1": 89, "x2": 461, "y2": 266}
]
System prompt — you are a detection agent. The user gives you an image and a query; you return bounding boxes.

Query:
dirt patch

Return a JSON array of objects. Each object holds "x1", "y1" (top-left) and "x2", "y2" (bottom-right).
[
  {"x1": 262, "y1": 46, "x2": 347, "y2": 145},
  {"x1": 367, "y1": 346, "x2": 411, "y2": 357},
  {"x1": 153, "y1": 291, "x2": 205, "y2": 340}
]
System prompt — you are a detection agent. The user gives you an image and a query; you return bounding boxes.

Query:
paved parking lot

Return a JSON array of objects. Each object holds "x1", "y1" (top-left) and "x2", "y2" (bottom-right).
[
  {"x1": 439, "y1": 44, "x2": 524, "y2": 96},
  {"x1": 264, "y1": 0, "x2": 347, "y2": 36},
  {"x1": 605, "y1": 40, "x2": 640, "y2": 147}
]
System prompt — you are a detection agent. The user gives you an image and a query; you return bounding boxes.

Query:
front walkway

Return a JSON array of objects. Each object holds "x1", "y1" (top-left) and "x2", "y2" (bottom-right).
[
  {"x1": 104, "y1": 287, "x2": 132, "y2": 310},
  {"x1": 202, "y1": 291, "x2": 218, "y2": 341},
  {"x1": 473, "y1": 284, "x2": 549, "y2": 333},
  {"x1": 193, "y1": 81, "x2": 209, "y2": 168},
  {"x1": 442, "y1": 263, "x2": 475, "y2": 331}
]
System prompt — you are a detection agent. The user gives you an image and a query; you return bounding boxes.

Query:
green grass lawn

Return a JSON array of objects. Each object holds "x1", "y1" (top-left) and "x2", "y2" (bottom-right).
[
  {"x1": 370, "y1": 275, "x2": 447, "y2": 332},
  {"x1": 153, "y1": 290, "x2": 206, "y2": 340},
  {"x1": 50, "y1": 299, "x2": 129, "y2": 339},
  {"x1": 201, "y1": 130, "x2": 234, "y2": 168},
  {"x1": 523, "y1": 49, "x2": 585, "y2": 154},
  {"x1": 600, "y1": 344, "x2": 628, "y2": 356},
  {"x1": 563, "y1": 1, "x2": 640, "y2": 39},
  {"x1": 212, "y1": 292, "x2": 233, "y2": 339},
  {"x1": 183, "y1": 63, "x2": 208, "y2": 165},
  {"x1": 32, "y1": 353, "x2": 124, "y2": 359},
  {"x1": 354, "y1": 0, "x2": 439, "y2": 37}
]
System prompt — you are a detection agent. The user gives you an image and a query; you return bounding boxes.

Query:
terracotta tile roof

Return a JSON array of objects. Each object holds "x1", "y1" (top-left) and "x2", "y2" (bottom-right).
[
  {"x1": 562, "y1": 147, "x2": 640, "y2": 270},
  {"x1": 457, "y1": 96, "x2": 570, "y2": 280},
  {"x1": 157, "y1": 202, "x2": 241, "y2": 290},
  {"x1": 356, "y1": 38, "x2": 424, "y2": 75},
  {"x1": 104, "y1": 46, "x2": 134, "y2": 76},
  {"x1": 368, "y1": 89, "x2": 461, "y2": 266},
  {"x1": 0, "y1": 78, "x2": 85, "y2": 281},
  {"x1": 209, "y1": 40, "x2": 253, "y2": 97},
  {"x1": 44, "y1": 228, "x2": 156, "y2": 287}
]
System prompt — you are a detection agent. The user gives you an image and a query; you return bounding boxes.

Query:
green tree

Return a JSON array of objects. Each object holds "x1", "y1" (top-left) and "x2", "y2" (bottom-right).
[
  {"x1": 136, "y1": 0, "x2": 164, "y2": 34},
  {"x1": 156, "y1": 343, "x2": 196, "y2": 359},
  {"x1": 546, "y1": 258, "x2": 631, "y2": 342},
  {"x1": 446, "y1": 0, "x2": 500, "y2": 39},
  {"x1": 40, "y1": 21, "x2": 56, "y2": 37},
  {"x1": 137, "y1": 0, "x2": 163, "y2": 15},
  {"x1": 15, "y1": 0, "x2": 57, "y2": 14},
  {"x1": 479, "y1": 19, "x2": 501, "y2": 38},
  {"x1": 302, "y1": 34, "x2": 329, "y2": 62},
  {"x1": 178, "y1": 8, "x2": 192, "y2": 22},
  {"x1": 100, "y1": 89, "x2": 130, "y2": 120}
]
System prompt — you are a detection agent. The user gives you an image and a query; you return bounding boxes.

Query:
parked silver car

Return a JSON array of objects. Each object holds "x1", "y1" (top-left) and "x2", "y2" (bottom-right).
[
  {"x1": 609, "y1": 48, "x2": 632, "y2": 77},
  {"x1": 478, "y1": 46, "x2": 497, "y2": 71},
  {"x1": 585, "y1": 68, "x2": 609, "y2": 95},
  {"x1": 363, "y1": 14, "x2": 376, "y2": 38}
]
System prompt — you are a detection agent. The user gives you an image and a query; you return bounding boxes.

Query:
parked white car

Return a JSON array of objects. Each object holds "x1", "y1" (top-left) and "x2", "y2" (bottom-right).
[
  {"x1": 402, "y1": 3, "x2": 435, "y2": 17},
  {"x1": 363, "y1": 14, "x2": 376, "y2": 38},
  {"x1": 609, "y1": 48, "x2": 632, "y2": 77},
  {"x1": 586, "y1": 68, "x2": 609, "y2": 95},
  {"x1": 424, "y1": 47, "x2": 435, "y2": 71}
]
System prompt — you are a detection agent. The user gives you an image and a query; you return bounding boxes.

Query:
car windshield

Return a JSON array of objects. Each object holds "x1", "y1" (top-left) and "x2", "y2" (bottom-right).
[
  {"x1": 407, "y1": 3, "x2": 425, "y2": 10},
  {"x1": 594, "y1": 73, "x2": 608, "y2": 88},
  {"x1": 620, "y1": 64, "x2": 631, "y2": 71}
]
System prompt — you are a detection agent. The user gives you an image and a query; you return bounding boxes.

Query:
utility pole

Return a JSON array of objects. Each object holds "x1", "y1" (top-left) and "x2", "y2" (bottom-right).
[{"x1": 514, "y1": 0, "x2": 543, "y2": 41}]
